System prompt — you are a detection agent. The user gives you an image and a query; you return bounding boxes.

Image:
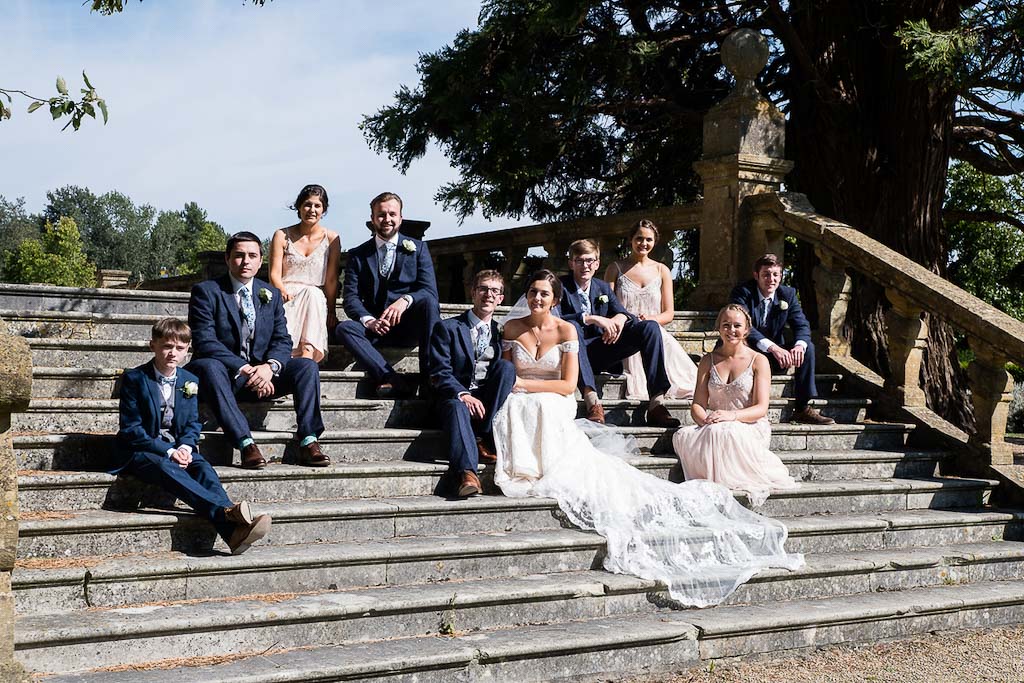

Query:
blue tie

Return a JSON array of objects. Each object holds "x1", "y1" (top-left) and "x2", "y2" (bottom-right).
[
  {"x1": 579, "y1": 290, "x2": 591, "y2": 315},
  {"x1": 239, "y1": 286, "x2": 256, "y2": 331},
  {"x1": 474, "y1": 323, "x2": 490, "y2": 359},
  {"x1": 380, "y1": 243, "x2": 395, "y2": 278}
]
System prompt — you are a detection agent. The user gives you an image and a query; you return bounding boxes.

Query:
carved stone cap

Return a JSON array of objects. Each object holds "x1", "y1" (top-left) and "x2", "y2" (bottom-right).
[{"x1": 722, "y1": 28, "x2": 769, "y2": 86}]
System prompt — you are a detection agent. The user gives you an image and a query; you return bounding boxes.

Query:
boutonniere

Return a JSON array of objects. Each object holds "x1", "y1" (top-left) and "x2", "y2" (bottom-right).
[
  {"x1": 597, "y1": 294, "x2": 609, "y2": 305},
  {"x1": 258, "y1": 288, "x2": 272, "y2": 304},
  {"x1": 779, "y1": 300, "x2": 789, "y2": 311},
  {"x1": 181, "y1": 381, "x2": 199, "y2": 398},
  {"x1": 401, "y1": 239, "x2": 417, "y2": 253}
]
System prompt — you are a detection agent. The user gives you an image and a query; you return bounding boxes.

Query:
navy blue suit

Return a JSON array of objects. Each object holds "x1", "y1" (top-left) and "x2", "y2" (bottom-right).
[
  {"x1": 558, "y1": 275, "x2": 670, "y2": 397},
  {"x1": 729, "y1": 280, "x2": 817, "y2": 407},
  {"x1": 186, "y1": 275, "x2": 324, "y2": 448},
  {"x1": 113, "y1": 361, "x2": 234, "y2": 541},
  {"x1": 427, "y1": 312, "x2": 515, "y2": 473},
  {"x1": 336, "y1": 234, "x2": 440, "y2": 381}
]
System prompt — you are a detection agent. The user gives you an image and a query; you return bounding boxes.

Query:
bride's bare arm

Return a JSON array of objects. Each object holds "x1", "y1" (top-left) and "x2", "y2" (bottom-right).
[{"x1": 512, "y1": 321, "x2": 579, "y2": 396}]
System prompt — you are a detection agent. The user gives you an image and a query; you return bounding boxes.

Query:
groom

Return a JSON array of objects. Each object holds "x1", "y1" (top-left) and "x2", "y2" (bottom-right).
[
  {"x1": 335, "y1": 191, "x2": 440, "y2": 398},
  {"x1": 559, "y1": 238, "x2": 679, "y2": 428},
  {"x1": 427, "y1": 269, "x2": 516, "y2": 497}
]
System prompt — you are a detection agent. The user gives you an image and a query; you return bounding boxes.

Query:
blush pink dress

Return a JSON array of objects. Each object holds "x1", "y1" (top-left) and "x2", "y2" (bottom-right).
[
  {"x1": 672, "y1": 357, "x2": 799, "y2": 507},
  {"x1": 280, "y1": 230, "x2": 331, "y2": 363}
]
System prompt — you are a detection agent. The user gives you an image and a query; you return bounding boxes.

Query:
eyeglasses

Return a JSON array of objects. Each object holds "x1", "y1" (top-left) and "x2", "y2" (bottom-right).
[
  {"x1": 474, "y1": 286, "x2": 503, "y2": 296},
  {"x1": 573, "y1": 257, "x2": 599, "y2": 267}
]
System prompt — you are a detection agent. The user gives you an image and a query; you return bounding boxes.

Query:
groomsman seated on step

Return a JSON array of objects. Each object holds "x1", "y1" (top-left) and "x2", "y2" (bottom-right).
[
  {"x1": 729, "y1": 253, "x2": 835, "y2": 425},
  {"x1": 335, "y1": 191, "x2": 440, "y2": 399},
  {"x1": 187, "y1": 232, "x2": 330, "y2": 469},
  {"x1": 427, "y1": 269, "x2": 516, "y2": 498},
  {"x1": 112, "y1": 318, "x2": 272, "y2": 555},
  {"x1": 558, "y1": 239, "x2": 680, "y2": 428}
]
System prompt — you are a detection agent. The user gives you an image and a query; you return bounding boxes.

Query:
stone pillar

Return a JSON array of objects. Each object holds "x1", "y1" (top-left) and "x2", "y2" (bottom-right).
[
  {"x1": 500, "y1": 247, "x2": 528, "y2": 295},
  {"x1": 688, "y1": 29, "x2": 794, "y2": 309},
  {"x1": 882, "y1": 290, "x2": 928, "y2": 409},
  {"x1": 95, "y1": 269, "x2": 132, "y2": 288},
  {"x1": 967, "y1": 341, "x2": 1014, "y2": 467},
  {"x1": 0, "y1": 324, "x2": 32, "y2": 682},
  {"x1": 462, "y1": 251, "x2": 491, "y2": 301},
  {"x1": 812, "y1": 249, "x2": 852, "y2": 357},
  {"x1": 543, "y1": 240, "x2": 571, "y2": 277},
  {"x1": 434, "y1": 253, "x2": 467, "y2": 304}
]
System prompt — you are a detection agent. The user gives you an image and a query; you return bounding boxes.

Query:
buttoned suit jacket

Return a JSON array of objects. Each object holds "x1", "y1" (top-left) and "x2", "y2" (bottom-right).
[
  {"x1": 558, "y1": 275, "x2": 636, "y2": 339},
  {"x1": 729, "y1": 280, "x2": 811, "y2": 350},
  {"x1": 342, "y1": 234, "x2": 438, "y2": 321},
  {"x1": 428, "y1": 311, "x2": 502, "y2": 400}
]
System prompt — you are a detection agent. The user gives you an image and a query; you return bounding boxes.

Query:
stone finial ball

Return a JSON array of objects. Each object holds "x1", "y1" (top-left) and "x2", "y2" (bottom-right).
[{"x1": 721, "y1": 28, "x2": 769, "y2": 81}]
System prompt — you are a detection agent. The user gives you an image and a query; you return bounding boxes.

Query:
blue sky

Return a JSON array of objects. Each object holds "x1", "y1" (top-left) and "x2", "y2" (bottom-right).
[{"x1": 1, "y1": 0, "x2": 517, "y2": 247}]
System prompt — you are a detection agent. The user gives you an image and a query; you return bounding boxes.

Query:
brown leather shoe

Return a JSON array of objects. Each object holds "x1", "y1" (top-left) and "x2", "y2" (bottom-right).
[
  {"x1": 458, "y1": 471, "x2": 482, "y2": 497},
  {"x1": 646, "y1": 403, "x2": 681, "y2": 428},
  {"x1": 298, "y1": 440, "x2": 331, "y2": 467},
  {"x1": 376, "y1": 374, "x2": 416, "y2": 399},
  {"x1": 476, "y1": 437, "x2": 497, "y2": 465},
  {"x1": 585, "y1": 401, "x2": 606, "y2": 424},
  {"x1": 791, "y1": 406, "x2": 836, "y2": 425},
  {"x1": 227, "y1": 513, "x2": 272, "y2": 555},
  {"x1": 224, "y1": 501, "x2": 253, "y2": 526},
  {"x1": 240, "y1": 443, "x2": 267, "y2": 469}
]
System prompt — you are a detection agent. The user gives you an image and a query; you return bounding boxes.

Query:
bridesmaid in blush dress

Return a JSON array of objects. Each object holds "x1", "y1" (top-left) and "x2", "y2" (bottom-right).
[
  {"x1": 605, "y1": 219, "x2": 697, "y2": 400},
  {"x1": 268, "y1": 184, "x2": 342, "y2": 362},
  {"x1": 672, "y1": 303, "x2": 799, "y2": 507}
]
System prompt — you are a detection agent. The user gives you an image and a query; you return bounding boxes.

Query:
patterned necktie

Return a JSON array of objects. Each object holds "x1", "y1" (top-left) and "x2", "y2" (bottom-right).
[
  {"x1": 379, "y1": 243, "x2": 395, "y2": 278},
  {"x1": 474, "y1": 323, "x2": 490, "y2": 359},
  {"x1": 239, "y1": 286, "x2": 256, "y2": 331},
  {"x1": 579, "y1": 290, "x2": 591, "y2": 315},
  {"x1": 761, "y1": 298, "x2": 771, "y2": 326}
]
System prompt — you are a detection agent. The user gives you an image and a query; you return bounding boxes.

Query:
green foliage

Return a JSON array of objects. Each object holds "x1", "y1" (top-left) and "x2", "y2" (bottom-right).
[
  {"x1": 180, "y1": 221, "x2": 229, "y2": 274},
  {"x1": 896, "y1": 20, "x2": 979, "y2": 84},
  {"x1": 4, "y1": 217, "x2": 95, "y2": 287},
  {"x1": 89, "y1": 0, "x2": 269, "y2": 13},
  {"x1": 0, "y1": 72, "x2": 107, "y2": 130},
  {"x1": 0, "y1": 196, "x2": 42, "y2": 278}
]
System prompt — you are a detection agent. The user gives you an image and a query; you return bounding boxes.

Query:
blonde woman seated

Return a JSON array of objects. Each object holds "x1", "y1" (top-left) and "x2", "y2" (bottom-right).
[
  {"x1": 268, "y1": 184, "x2": 341, "y2": 362},
  {"x1": 672, "y1": 303, "x2": 799, "y2": 507},
  {"x1": 605, "y1": 219, "x2": 696, "y2": 400}
]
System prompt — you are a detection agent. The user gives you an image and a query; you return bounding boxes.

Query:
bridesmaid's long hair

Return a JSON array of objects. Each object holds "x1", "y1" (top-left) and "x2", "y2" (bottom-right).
[
  {"x1": 526, "y1": 269, "x2": 563, "y2": 306},
  {"x1": 715, "y1": 303, "x2": 752, "y2": 338}
]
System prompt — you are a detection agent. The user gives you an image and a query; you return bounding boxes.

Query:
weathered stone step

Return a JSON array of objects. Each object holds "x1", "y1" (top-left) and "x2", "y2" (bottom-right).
[
  {"x1": 16, "y1": 450, "x2": 946, "y2": 512},
  {"x1": 14, "y1": 422, "x2": 916, "y2": 471},
  {"x1": 32, "y1": 580, "x2": 1024, "y2": 682},
  {"x1": 30, "y1": 366, "x2": 843, "y2": 400}
]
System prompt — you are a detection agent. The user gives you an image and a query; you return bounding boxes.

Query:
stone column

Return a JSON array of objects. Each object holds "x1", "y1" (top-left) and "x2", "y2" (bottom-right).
[
  {"x1": 967, "y1": 341, "x2": 1014, "y2": 467},
  {"x1": 543, "y1": 240, "x2": 571, "y2": 277},
  {"x1": 500, "y1": 247, "x2": 528, "y2": 295},
  {"x1": 0, "y1": 324, "x2": 32, "y2": 682},
  {"x1": 812, "y1": 249, "x2": 852, "y2": 357},
  {"x1": 882, "y1": 289, "x2": 928, "y2": 409},
  {"x1": 461, "y1": 251, "x2": 490, "y2": 302},
  {"x1": 688, "y1": 29, "x2": 793, "y2": 309},
  {"x1": 434, "y1": 253, "x2": 467, "y2": 304}
]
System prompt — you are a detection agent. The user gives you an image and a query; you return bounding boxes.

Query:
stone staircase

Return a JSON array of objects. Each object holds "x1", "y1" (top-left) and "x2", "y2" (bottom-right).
[{"x1": 5, "y1": 281, "x2": 1024, "y2": 681}]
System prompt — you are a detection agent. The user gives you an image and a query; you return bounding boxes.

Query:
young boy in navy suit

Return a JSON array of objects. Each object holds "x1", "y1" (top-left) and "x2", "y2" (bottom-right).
[{"x1": 113, "y1": 318, "x2": 272, "y2": 555}]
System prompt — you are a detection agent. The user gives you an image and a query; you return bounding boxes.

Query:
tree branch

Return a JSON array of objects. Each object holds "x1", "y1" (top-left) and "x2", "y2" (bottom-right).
[{"x1": 944, "y1": 208, "x2": 1024, "y2": 233}]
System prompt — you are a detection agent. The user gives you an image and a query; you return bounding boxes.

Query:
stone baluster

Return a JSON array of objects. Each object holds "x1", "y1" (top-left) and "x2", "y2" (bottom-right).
[
  {"x1": 543, "y1": 240, "x2": 571, "y2": 276},
  {"x1": 433, "y1": 253, "x2": 467, "y2": 304},
  {"x1": 500, "y1": 247, "x2": 528, "y2": 295},
  {"x1": 967, "y1": 341, "x2": 1014, "y2": 467},
  {"x1": 461, "y1": 251, "x2": 491, "y2": 302},
  {"x1": 0, "y1": 324, "x2": 32, "y2": 682},
  {"x1": 882, "y1": 289, "x2": 928, "y2": 409},
  {"x1": 812, "y1": 249, "x2": 852, "y2": 357}
]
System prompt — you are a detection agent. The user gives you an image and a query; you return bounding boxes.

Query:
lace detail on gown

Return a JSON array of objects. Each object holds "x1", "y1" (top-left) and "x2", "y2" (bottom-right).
[
  {"x1": 672, "y1": 359, "x2": 799, "y2": 507},
  {"x1": 280, "y1": 230, "x2": 331, "y2": 361},
  {"x1": 493, "y1": 341, "x2": 803, "y2": 607},
  {"x1": 614, "y1": 273, "x2": 696, "y2": 400}
]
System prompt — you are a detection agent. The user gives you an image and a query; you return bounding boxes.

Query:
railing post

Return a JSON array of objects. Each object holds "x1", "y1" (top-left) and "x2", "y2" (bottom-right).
[
  {"x1": 883, "y1": 289, "x2": 928, "y2": 408},
  {"x1": 500, "y1": 247, "x2": 528, "y2": 295},
  {"x1": 543, "y1": 240, "x2": 571, "y2": 277},
  {"x1": 967, "y1": 342, "x2": 1014, "y2": 467},
  {"x1": 0, "y1": 325, "x2": 32, "y2": 682},
  {"x1": 813, "y1": 249, "x2": 852, "y2": 357}
]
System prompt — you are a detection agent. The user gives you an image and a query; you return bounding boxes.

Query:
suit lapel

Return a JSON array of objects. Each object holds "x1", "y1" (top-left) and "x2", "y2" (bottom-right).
[
  {"x1": 562, "y1": 278, "x2": 580, "y2": 315},
  {"x1": 390, "y1": 234, "x2": 408, "y2": 284},
  {"x1": 489, "y1": 320, "x2": 501, "y2": 356},
  {"x1": 367, "y1": 239, "x2": 382, "y2": 295},
  {"x1": 456, "y1": 312, "x2": 474, "y2": 366},
  {"x1": 219, "y1": 277, "x2": 243, "y2": 339},
  {"x1": 143, "y1": 361, "x2": 162, "y2": 425}
]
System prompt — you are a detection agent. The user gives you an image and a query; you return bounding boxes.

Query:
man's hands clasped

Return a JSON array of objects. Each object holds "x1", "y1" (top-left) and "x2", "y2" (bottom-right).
[{"x1": 240, "y1": 363, "x2": 275, "y2": 398}]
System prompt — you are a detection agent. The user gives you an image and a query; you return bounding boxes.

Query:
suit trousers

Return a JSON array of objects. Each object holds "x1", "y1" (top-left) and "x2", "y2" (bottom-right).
[
  {"x1": 123, "y1": 450, "x2": 235, "y2": 542},
  {"x1": 570, "y1": 320, "x2": 670, "y2": 398},
  {"x1": 439, "y1": 359, "x2": 516, "y2": 473},
  {"x1": 761, "y1": 341, "x2": 818, "y2": 409},
  {"x1": 334, "y1": 295, "x2": 440, "y2": 381},
  {"x1": 187, "y1": 357, "x2": 324, "y2": 447}
]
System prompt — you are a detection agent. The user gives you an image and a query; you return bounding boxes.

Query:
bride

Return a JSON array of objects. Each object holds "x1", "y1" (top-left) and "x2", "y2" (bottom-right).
[{"x1": 492, "y1": 270, "x2": 803, "y2": 607}]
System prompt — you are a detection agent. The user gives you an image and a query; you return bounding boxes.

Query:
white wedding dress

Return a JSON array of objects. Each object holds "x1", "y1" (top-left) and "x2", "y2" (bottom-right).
[{"x1": 492, "y1": 338, "x2": 804, "y2": 607}]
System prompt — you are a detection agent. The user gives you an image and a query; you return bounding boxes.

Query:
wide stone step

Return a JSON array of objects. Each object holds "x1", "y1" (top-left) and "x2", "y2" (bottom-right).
[
  {"x1": 30, "y1": 579, "x2": 1024, "y2": 682},
  {"x1": 14, "y1": 422, "x2": 917, "y2": 471},
  {"x1": 16, "y1": 450, "x2": 947, "y2": 512}
]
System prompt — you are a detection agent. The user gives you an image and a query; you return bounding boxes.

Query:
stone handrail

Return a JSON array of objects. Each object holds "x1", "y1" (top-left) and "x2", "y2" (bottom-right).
[{"x1": 745, "y1": 191, "x2": 1020, "y2": 470}]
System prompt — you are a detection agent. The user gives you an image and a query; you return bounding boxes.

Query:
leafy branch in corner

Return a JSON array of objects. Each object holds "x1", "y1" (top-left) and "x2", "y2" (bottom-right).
[{"x1": 0, "y1": 72, "x2": 108, "y2": 131}]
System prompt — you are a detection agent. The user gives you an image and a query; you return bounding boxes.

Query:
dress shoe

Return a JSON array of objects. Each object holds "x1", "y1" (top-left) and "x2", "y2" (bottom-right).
[
  {"x1": 227, "y1": 513, "x2": 272, "y2": 555},
  {"x1": 224, "y1": 501, "x2": 253, "y2": 526},
  {"x1": 476, "y1": 437, "x2": 497, "y2": 465},
  {"x1": 376, "y1": 374, "x2": 417, "y2": 399},
  {"x1": 298, "y1": 440, "x2": 331, "y2": 467},
  {"x1": 458, "y1": 470, "x2": 482, "y2": 497},
  {"x1": 585, "y1": 402, "x2": 606, "y2": 424},
  {"x1": 240, "y1": 443, "x2": 267, "y2": 469},
  {"x1": 646, "y1": 404, "x2": 681, "y2": 428},
  {"x1": 791, "y1": 406, "x2": 835, "y2": 425}
]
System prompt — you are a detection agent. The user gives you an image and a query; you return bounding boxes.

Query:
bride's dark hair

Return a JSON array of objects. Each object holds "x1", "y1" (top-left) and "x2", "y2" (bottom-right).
[{"x1": 526, "y1": 269, "x2": 563, "y2": 305}]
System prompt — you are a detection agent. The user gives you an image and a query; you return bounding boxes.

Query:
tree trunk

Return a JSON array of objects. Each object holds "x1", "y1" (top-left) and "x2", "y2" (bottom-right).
[{"x1": 780, "y1": 0, "x2": 975, "y2": 430}]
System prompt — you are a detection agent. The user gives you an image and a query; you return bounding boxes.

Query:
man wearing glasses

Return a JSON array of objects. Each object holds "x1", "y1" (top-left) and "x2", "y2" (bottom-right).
[
  {"x1": 559, "y1": 239, "x2": 679, "y2": 428},
  {"x1": 427, "y1": 270, "x2": 516, "y2": 497}
]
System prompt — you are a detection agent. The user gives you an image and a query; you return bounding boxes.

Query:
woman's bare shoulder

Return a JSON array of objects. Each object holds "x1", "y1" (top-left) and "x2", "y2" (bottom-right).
[
  {"x1": 503, "y1": 318, "x2": 528, "y2": 338},
  {"x1": 556, "y1": 319, "x2": 578, "y2": 341}
]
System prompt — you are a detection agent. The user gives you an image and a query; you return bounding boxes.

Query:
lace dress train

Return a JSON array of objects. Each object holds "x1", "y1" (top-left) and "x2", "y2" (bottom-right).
[
  {"x1": 493, "y1": 338, "x2": 803, "y2": 607},
  {"x1": 280, "y1": 231, "x2": 331, "y2": 362}
]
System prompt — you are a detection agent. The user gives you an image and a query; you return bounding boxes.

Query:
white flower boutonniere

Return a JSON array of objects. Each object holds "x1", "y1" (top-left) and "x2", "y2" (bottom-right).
[
  {"x1": 401, "y1": 239, "x2": 417, "y2": 253},
  {"x1": 258, "y1": 288, "x2": 272, "y2": 304},
  {"x1": 779, "y1": 300, "x2": 789, "y2": 311},
  {"x1": 597, "y1": 294, "x2": 609, "y2": 305},
  {"x1": 182, "y1": 381, "x2": 199, "y2": 398}
]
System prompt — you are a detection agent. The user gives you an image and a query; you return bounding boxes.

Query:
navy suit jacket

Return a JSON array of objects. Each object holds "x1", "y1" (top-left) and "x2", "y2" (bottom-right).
[
  {"x1": 558, "y1": 275, "x2": 636, "y2": 340},
  {"x1": 188, "y1": 276, "x2": 292, "y2": 374},
  {"x1": 343, "y1": 234, "x2": 438, "y2": 321},
  {"x1": 729, "y1": 280, "x2": 811, "y2": 349},
  {"x1": 112, "y1": 361, "x2": 202, "y2": 472},
  {"x1": 427, "y1": 312, "x2": 502, "y2": 400}
]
